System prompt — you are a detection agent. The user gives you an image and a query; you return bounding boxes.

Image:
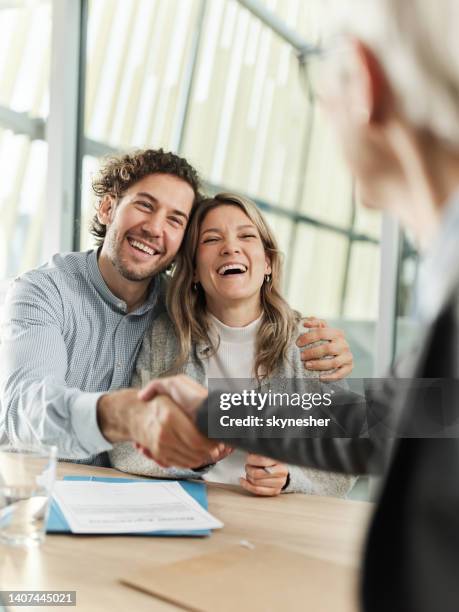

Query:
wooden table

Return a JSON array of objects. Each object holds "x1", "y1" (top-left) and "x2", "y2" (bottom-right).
[{"x1": 0, "y1": 463, "x2": 373, "y2": 611}]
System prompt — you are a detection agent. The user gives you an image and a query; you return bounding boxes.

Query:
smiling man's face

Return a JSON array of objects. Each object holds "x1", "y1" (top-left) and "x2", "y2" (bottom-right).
[{"x1": 98, "y1": 173, "x2": 195, "y2": 282}]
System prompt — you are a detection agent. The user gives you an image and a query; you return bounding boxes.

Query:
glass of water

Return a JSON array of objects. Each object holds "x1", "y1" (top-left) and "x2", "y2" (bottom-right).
[{"x1": 0, "y1": 444, "x2": 57, "y2": 547}]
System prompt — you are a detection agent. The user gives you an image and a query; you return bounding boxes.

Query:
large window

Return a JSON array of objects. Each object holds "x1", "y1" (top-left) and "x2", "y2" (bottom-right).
[
  {"x1": 1, "y1": 0, "x2": 390, "y2": 376},
  {"x1": 0, "y1": 0, "x2": 51, "y2": 287},
  {"x1": 79, "y1": 0, "x2": 381, "y2": 328}
]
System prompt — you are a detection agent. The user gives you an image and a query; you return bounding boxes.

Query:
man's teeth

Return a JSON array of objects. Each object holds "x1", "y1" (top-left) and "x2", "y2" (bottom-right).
[
  {"x1": 218, "y1": 264, "x2": 247, "y2": 275},
  {"x1": 129, "y1": 239, "x2": 156, "y2": 256}
]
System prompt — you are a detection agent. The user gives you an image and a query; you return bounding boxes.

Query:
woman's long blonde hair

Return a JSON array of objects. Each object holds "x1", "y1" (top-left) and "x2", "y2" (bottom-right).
[{"x1": 167, "y1": 193, "x2": 301, "y2": 380}]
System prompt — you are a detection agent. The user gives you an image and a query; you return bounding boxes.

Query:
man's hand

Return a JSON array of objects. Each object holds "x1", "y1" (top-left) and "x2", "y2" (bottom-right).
[
  {"x1": 97, "y1": 387, "x2": 219, "y2": 468},
  {"x1": 240, "y1": 454, "x2": 289, "y2": 496},
  {"x1": 138, "y1": 376, "x2": 234, "y2": 464},
  {"x1": 131, "y1": 394, "x2": 222, "y2": 468},
  {"x1": 297, "y1": 317, "x2": 353, "y2": 381},
  {"x1": 137, "y1": 376, "x2": 232, "y2": 465},
  {"x1": 138, "y1": 374, "x2": 209, "y2": 419}
]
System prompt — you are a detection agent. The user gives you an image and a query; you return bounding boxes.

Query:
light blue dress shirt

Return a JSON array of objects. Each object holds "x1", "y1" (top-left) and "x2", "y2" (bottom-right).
[{"x1": 0, "y1": 249, "x2": 161, "y2": 464}]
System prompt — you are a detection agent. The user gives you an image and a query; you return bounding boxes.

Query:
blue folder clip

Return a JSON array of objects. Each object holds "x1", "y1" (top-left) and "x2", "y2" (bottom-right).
[{"x1": 47, "y1": 476, "x2": 210, "y2": 537}]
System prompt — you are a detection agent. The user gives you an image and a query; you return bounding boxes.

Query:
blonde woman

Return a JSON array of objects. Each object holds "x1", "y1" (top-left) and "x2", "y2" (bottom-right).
[{"x1": 110, "y1": 193, "x2": 355, "y2": 497}]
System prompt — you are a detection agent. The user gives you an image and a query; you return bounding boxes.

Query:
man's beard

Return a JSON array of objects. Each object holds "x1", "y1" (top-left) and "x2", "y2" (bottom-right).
[{"x1": 106, "y1": 228, "x2": 171, "y2": 282}]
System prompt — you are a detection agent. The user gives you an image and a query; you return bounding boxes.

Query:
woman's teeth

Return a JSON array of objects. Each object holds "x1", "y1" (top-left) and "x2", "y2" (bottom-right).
[{"x1": 218, "y1": 264, "x2": 247, "y2": 275}]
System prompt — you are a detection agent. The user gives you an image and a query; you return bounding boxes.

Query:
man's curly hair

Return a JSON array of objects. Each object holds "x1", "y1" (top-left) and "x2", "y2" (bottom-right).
[{"x1": 90, "y1": 148, "x2": 202, "y2": 246}]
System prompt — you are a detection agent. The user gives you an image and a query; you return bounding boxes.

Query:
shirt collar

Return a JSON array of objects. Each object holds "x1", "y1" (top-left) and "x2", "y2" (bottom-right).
[
  {"x1": 416, "y1": 189, "x2": 459, "y2": 322},
  {"x1": 86, "y1": 249, "x2": 159, "y2": 315}
]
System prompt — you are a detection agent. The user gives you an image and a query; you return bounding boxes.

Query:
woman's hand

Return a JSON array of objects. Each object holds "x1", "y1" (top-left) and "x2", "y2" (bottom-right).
[{"x1": 240, "y1": 454, "x2": 289, "y2": 496}]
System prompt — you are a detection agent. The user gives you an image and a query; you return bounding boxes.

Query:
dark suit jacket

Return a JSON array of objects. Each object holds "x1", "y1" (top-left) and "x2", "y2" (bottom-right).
[{"x1": 196, "y1": 295, "x2": 459, "y2": 612}]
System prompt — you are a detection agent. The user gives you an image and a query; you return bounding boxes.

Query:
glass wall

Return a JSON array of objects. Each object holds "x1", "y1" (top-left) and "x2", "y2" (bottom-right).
[
  {"x1": 0, "y1": 0, "x2": 51, "y2": 293},
  {"x1": 83, "y1": 0, "x2": 202, "y2": 152},
  {"x1": 0, "y1": 134, "x2": 48, "y2": 280},
  {"x1": 79, "y1": 0, "x2": 382, "y2": 341},
  {"x1": 0, "y1": 0, "x2": 386, "y2": 375}
]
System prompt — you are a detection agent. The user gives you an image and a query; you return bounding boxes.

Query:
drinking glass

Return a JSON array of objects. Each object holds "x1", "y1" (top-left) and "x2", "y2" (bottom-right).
[{"x1": 0, "y1": 444, "x2": 57, "y2": 547}]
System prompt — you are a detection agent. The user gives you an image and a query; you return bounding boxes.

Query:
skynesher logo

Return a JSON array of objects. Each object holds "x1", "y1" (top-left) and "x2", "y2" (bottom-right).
[{"x1": 219, "y1": 389, "x2": 333, "y2": 411}]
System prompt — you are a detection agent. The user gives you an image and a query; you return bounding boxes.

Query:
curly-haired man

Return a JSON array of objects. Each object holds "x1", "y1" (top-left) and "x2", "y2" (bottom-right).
[{"x1": 0, "y1": 149, "x2": 221, "y2": 465}]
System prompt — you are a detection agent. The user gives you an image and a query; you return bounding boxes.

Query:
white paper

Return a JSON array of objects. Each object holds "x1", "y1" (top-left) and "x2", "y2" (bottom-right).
[{"x1": 52, "y1": 481, "x2": 223, "y2": 534}]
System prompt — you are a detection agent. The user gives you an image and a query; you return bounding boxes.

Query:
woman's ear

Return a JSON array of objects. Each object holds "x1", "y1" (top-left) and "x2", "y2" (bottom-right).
[{"x1": 97, "y1": 195, "x2": 116, "y2": 226}]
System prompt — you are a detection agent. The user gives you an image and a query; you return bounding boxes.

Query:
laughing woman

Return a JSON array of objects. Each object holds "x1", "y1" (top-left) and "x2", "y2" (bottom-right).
[{"x1": 110, "y1": 193, "x2": 355, "y2": 497}]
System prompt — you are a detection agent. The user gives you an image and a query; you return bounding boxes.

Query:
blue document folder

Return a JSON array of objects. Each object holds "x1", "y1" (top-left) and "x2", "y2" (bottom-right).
[{"x1": 46, "y1": 475, "x2": 211, "y2": 537}]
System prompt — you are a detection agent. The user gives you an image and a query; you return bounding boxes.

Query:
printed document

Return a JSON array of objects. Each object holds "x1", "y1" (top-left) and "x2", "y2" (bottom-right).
[{"x1": 52, "y1": 481, "x2": 223, "y2": 534}]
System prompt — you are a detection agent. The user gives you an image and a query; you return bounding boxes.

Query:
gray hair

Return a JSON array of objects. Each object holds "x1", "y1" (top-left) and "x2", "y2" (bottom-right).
[{"x1": 327, "y1": 0, "x2": 459, "y2": 149}]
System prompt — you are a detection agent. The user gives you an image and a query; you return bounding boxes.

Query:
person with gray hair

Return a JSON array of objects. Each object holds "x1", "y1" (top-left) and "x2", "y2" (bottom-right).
[{"x1": 120, "y1": 2, "x2": 459, "y2": 611}]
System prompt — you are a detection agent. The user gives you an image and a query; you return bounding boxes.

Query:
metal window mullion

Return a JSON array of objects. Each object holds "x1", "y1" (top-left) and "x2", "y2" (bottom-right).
[
  {"x1": 373, "y1": 213, "x2": 401, "y2": 375},
  {"x1": 173, "y1": 0, "x2": 207, "y2": 155},
  {"x1": 339, "y1": 183, "x2": 357, "y2": 316},
  {"x1": 73, "y1": 0, "x2": 89, "y2": 251},
  {"x1": 234, "y1": 0, "x2": 318, "y2": 57},
  {"x1": 43, "y1": 0, "x2": 83, "y2": 259},
  {"x1": 0, "y1": 105, "x2": 45, "y2": 139},
  {"x1": 283, "y1": 98, "x2": 316, "y2": 297},
  {"x1": 368, "y1": 214, "x2": 400, "y2": 501}
]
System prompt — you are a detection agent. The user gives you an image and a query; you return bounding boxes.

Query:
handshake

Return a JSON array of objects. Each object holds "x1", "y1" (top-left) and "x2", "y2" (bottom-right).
[
  {"x1": 98, "y1": 375, "x2": 213, "y2": 468},
  {"x1": 97, "y1": 375, "x2": 289, "y2": 496}
]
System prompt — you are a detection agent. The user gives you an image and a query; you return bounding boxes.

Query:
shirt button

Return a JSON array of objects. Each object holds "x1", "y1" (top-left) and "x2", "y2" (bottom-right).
[{"x1": 117, "y1": 362, "x2": 122, "y2": 367}]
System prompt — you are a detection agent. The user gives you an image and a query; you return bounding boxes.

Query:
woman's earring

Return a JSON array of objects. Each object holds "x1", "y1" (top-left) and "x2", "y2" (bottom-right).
[
  {"x1": 193, "y1": 282, "x2": 198, "y2": 291},
  {"x1": 264, "y1": 274, "x2": 271, "y2": 284}
]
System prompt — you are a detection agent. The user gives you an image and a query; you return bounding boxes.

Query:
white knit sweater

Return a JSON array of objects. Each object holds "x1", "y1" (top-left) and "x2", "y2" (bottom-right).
[{"x1": 204, "y1": 314, "x2": 264, "y2": 487}]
